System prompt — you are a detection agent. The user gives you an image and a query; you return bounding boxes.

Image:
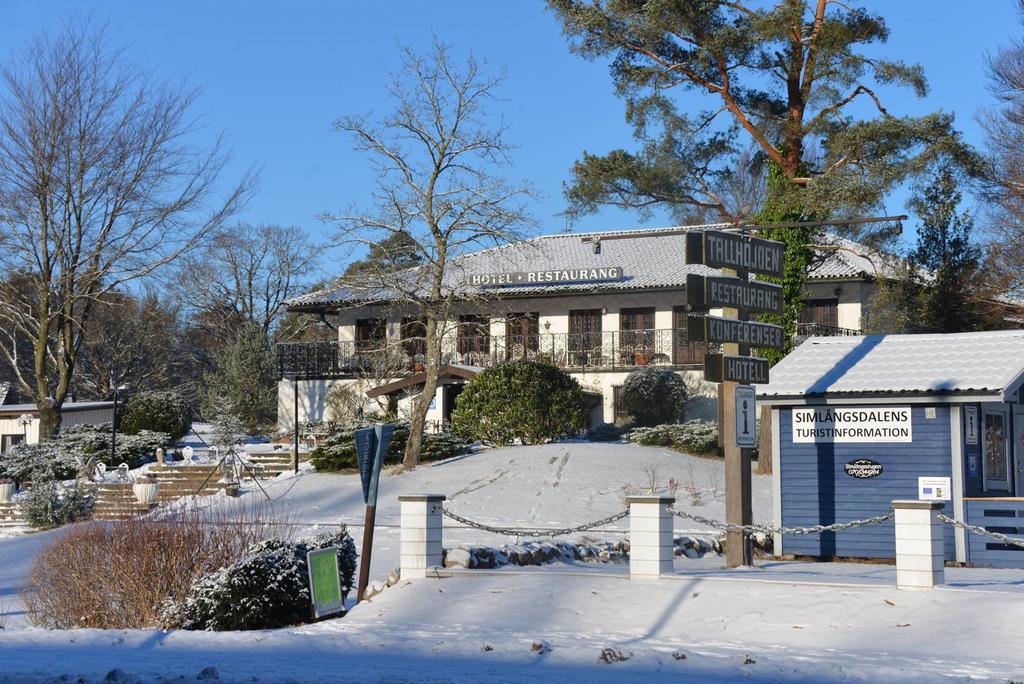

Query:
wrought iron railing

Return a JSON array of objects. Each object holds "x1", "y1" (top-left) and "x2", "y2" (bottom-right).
[
  {"x1": 795, "y1": 323, "x2": 861, "y2": 337},
  {"x1": 277, "y1": 329, "x2": 709, "y2": 379}
]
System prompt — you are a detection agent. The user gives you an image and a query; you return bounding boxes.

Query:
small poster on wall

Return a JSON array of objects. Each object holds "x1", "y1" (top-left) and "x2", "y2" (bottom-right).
[
  {"x1": 967, "y1": 453, "x2": 980, "y2": 478},
  {"x1": 918, "y1": 476, "x2": 952, "y2": 501},
  {"x1": 965, "y1": 406, "x2": 979, "y2": 445}
]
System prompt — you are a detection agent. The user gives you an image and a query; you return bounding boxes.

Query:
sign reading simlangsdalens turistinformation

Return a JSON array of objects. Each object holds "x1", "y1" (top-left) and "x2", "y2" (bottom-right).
[{"x1": 792, "y1": 406, "x2": 913, "y2": 443}]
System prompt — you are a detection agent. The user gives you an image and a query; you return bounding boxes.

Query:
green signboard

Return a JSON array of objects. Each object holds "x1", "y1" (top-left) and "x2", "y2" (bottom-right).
[{"x1": 307, "y1": 547, "x2": 343, "y2": 618}]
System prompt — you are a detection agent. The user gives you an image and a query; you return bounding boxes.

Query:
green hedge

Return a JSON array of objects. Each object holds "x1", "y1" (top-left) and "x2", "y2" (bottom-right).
[
  {"x1": 309, "y1": 421, "x2": 465, "y2": 472},
  {"x1": 624, "y1": 420, "x2": 720, "y2": 457},
  {"x1": 620, "y1": 368, "x2": 688, "y2": 427},
  {"x1": 449, "y1": 362, "x2": 587, "y2": 445},
  {"x1": 120, "y1": 391, "x2": 194, "y2": 443}
]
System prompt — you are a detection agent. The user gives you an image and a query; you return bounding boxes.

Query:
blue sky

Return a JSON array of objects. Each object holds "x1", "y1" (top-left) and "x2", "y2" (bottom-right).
[{"x1": 0, "y1": 1, "x2": 1019, "y2": 273}]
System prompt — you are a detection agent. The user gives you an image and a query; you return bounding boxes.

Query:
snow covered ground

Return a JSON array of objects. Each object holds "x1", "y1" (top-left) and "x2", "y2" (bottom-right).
[{"x1": 2, "y1": 442, "x2": 1023, "y2": 682}]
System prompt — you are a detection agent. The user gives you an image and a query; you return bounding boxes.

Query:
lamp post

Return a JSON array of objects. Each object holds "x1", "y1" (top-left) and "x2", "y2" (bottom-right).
[
  {"x1": 17, "y1": 413, "x2": 32, "y2": 445},
  {"x1": 111, "y1": 384, "x2": 129, "y2": 464}
]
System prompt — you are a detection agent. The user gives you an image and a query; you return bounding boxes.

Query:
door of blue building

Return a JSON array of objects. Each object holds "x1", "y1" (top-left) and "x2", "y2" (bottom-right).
[{"x1": 1014, "y1": 404, "x2": 1024, "y2": 496}]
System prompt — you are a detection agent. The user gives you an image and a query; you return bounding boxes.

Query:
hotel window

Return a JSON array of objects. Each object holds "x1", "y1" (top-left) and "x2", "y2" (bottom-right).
[
  {"x1": 568, "y1": 309, "x2": 603, "y2": 365},
  {"x1": 400, "y1": 317, "x2": 427, "y2": 359},
  {"x1": 355, "y1": 318, "x2": 387, "y2": 352},
  {"x1": 1, "y1": 434, "x2": 24, "y2": 454},
  {"x1": 984, "y1": 410, "x2": 1011, "y2": 490},
  {"x1": 505, "y1": 312, "x2": 539, "y2": 360},
  {"x1": 799, "y1": 299, "x2": 839, "y2": 330},
  {"x1": 672, "y1": 305, "x2": 704, "y2": 365},
  {"x1": 620, "y1": 307, "x2": 655, "y2": 355},
  {"x1": 458, "y1": 315, "x2": 490, "y2": 356}
]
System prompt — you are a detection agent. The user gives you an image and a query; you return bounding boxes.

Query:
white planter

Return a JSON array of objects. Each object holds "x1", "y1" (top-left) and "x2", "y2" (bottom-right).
[
  {"x1": 133, "y1": 481, "x2": 160, "y2": 505},
  {"x1": 0, "y1": 482, "x2": 15, "y2": 503}
]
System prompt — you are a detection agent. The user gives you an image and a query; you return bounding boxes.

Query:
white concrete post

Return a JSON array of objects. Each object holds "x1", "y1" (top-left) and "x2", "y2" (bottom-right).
[
  {"x1": 399, "y1": 494, "x2": 445, "y2": 579},
  {"x1": 893, "y1": 500, "x2": 945, "y2": 590},
  {"x1": 627, "y1": 495, "x2": 675, "y2": 579}
]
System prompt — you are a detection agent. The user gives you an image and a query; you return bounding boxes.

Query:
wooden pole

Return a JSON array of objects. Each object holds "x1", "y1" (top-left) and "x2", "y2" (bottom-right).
[
  {"x1": 356, "y1": 504, "x2": 376, "y2": 603},
  {"x1": 293, "y1": 377, "x2": 300, "y2": 474},
  {"x1": 722, "y1": 266, "x2": 754, "y2": 568}
]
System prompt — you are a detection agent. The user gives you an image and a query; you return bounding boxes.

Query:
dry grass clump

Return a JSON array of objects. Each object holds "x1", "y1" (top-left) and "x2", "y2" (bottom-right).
[{"x1": 23, "y1": 501, "x2": 291, "y2": 629}]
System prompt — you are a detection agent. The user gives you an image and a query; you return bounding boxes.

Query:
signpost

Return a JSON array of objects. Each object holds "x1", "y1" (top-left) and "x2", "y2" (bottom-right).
[
  {"x1": 685, "y1": 229, "x2": 786, "y2": 568},
  {"x1": 307, "y1": 547, "x2": 344, "y2": 619},
  {"x1": 735, "y1": 385, "x2": 757, "y2": 448},
  {"x1": 354, "y1": 423, "x2": 395, "y2": 603}
]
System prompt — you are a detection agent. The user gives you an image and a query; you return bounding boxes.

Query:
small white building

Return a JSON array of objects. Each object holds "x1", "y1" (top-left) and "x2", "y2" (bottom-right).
[
  {"x1": 0, "y1": 401, "x2": 115, "y2": 453},
  {"x1": 277, "y1": 224, "x2": 894, "y2": 431}
]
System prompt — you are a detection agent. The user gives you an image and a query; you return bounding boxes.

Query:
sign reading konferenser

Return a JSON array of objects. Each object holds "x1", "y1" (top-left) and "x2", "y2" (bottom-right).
[
  {"x1": 688, "y1": 314, "x2": 785, "y2": 349},
  {"x1": 792, "y1": 406, "x2": 912, "y2": 443},
  {"x1": 468, "y1": 266, "x2": 623, "y2": 287}
]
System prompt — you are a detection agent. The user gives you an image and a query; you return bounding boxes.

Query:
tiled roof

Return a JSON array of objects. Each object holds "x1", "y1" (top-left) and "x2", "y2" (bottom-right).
[
  {"x1": 289, "y1": 224, "x2": 891, "y2": 309},
  {"x1": 759, "y1": 330, "x2": 1024, "y2": 400}
]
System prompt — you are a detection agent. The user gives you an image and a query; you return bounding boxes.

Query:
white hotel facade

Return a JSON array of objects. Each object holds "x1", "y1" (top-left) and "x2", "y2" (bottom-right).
[{"x1": 277, "y1": 224, "x2": 887, "y2": 431}]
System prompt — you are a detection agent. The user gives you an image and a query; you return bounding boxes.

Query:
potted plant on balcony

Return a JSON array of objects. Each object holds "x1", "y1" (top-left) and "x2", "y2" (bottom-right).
[
  {"x1": 0, "y1": 476, "x2": 15, "y2": 503},
  {"x1": 132, "y1": 472, "x2": 160, "y2": 505},
  {"x1": 634, "y1": 348, "x2": 650, "y2": 366}
]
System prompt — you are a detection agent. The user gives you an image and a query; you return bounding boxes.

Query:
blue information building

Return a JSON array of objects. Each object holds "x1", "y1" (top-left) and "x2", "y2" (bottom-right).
[{"x1": 760, "y1": 330, "x2": 1024, "y2": 568}]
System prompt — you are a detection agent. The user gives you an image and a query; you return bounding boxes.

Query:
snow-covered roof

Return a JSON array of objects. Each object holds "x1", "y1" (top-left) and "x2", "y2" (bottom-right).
[
  {"x1": 0, "y1": 401, "x2": 114, "y2": 416},
  {"x1": 759, "y1": 330, "x2": 1024, "y2": 401},
  {"x1": 289, "y1": 225, "x2": 890, "y2": 310}
]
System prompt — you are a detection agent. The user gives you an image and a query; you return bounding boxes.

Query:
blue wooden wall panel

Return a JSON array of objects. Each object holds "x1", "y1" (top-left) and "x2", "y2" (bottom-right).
[
  {"x1": 965, "y1": 499, "x2": 1024, "y2": 568},
  {"x1": 779, "y1": 405, "x2": 956, "y2": 559}
]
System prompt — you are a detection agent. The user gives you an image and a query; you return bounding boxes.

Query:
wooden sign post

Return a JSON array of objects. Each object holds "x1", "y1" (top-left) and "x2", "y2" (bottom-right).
[{"x1": 687, "y1": 230, "x2": 785, "y2": 567}]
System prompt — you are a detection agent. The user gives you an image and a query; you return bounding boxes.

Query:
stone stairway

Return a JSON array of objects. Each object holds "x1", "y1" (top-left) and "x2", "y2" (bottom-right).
[
  {"x1": 240, "y1": 451, "x2": 298, "y2": 479},
  {"x1": 0, "y1": 500, "x2": 24, "y2": 527},
  {"x1": 90, "y1": 482, "x2": 159, "y2": 521},
  {"x1": 148, "y1": 464, "x2": 227, "y2": 502}
]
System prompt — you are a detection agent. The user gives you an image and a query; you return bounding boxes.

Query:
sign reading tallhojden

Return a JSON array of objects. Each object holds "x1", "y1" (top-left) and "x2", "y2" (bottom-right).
[
  {"x1": 792, "y1": 406, "x2": 912, "y2": 443},
  {"x1": 686, "y1": 230, "x2": 785, "y2": 278}
]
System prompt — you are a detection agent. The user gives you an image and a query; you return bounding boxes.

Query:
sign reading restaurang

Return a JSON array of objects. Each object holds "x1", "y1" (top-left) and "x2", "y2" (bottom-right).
[
  {"x1": 467, "y1": 266, "x2": 624, "y2": 287},
  {"x1": 686, "y1": 273, "x2": 783, "y2": 314},
  {"x1": 792, "y1": 406, "x2": 912, "y2": 443}
]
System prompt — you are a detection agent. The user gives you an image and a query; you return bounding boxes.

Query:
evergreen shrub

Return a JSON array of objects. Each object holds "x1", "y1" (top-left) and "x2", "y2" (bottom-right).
[
  {"x1": 120, "y1": 391, "x2": 194, "y2": 443},
  {"x1": 449, "y1": 362, "x2": 587, "y2": 445},
  {"x1": 22, "y1": 481, "x2": 96, "y2": 529},
  {"x1": 309, "y1": 421, "x2": 465, "y2": 471},
  {"x1": 625, "y1": 420, "x2": 719, "y2": 457},
  {"x1": 619, "y1": 368, "x2": 688, "y2": 427},
  {"x1": 159, "y1": 529, "x2": 357, "y2": 631}
]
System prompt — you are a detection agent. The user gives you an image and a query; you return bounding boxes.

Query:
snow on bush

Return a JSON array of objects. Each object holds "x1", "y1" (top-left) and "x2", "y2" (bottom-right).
[
  {"x1": 159, "y1": 529, "x2": 357, "y2": 631},
  {"x1": 620, "y1": 368, "x2": 688, "y2": 427},
  {"x1": 120, "y1": 390, "x2": 195, "y2": 443},
  {"x1": 0, "y1": 423, "x2": 168, "y2": 482},
  {"x1": 625, "y1": 420, "x2": 720, "y2": 457},
  {"x1": 449, "y1": 362, "x2": 587, "y2": 444},
  {"x1": 309, "y1": 421, "x2": 465, "y2": 471},
  {"x1": 21, "y1": 480, "x2": 95, "y2": 529}
]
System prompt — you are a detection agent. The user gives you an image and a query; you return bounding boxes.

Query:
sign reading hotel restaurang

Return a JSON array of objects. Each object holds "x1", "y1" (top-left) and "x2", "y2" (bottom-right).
[
  {"x1": 467, "y1": 266, "x2": 623, "y2": 288},
  {"x1": 792, "y1": 406, "x2": 912, "y2": 443},
  {"x1": 686, "y1": 230, "x2": 785, "y2": 278}
]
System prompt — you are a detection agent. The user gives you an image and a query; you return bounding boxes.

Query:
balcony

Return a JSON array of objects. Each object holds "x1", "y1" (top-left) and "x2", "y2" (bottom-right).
[
  {"x1": 795, "y1": 323, "x2": 861, "y2": 338},
  {"x1": 276, "y1": 329, "x2": 710, "y2": 379}
]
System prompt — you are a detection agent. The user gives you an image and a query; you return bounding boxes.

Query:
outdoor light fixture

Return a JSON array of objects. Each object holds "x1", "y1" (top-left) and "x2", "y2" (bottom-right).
[
  {"x1": 111, "y1": 383, "x2": 129, "y2": 464},
  {"x1": 17, "y1": 413, "x2": 32, "y2": 441}
]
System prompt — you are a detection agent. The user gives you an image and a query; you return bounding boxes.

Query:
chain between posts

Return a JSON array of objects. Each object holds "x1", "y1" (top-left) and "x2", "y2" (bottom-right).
[
  {"x1": 667, "y1": 507, "x2": 894, "y2": 536},
  {"x1": 938, "y1": 513, "x2": 1024, "y2": 550},
  {"x1": 438, "y1": 506, "x2": 628, "y2": 539}
]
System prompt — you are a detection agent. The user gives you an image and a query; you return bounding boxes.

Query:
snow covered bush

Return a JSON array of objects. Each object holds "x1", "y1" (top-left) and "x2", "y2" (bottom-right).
[
  {"x1": 620, "y1": 368, "x2": 688, "y2": 427},
  {"x1": 449, "y1": 362, "x2": 587, "y2": 444},
  {"x1": 625, "y1": 420, "x2": 719, "y2": 457},
  {"x1": 24, "y1": 504, "x2": 283, "y2": 629},
  {"x1": 309, "y1": 421, "x2": 465, "y2": 471},
  {"x1": 159, "y1": 529, "x2": 357, "y2": 631},
  {"x1": 0, "y1": 424, "x2": 168, "y2": 482},
  {"x1": 22, "y1": 481, "x2": 95, "y2": 529},
  {"x1": 120, "y1": 390, "x2": 194, "y2": 442}
]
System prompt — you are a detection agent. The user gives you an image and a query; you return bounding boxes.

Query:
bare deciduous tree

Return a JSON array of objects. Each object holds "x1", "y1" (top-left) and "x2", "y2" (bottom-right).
[
  {"x1": 0, "y1": 25, "x2": 252, "y2": 438},
  {"x1": 174, "y1": 223, "x2": 318, "y2": 342},
  {"x1": 325, "y1": 40, "x2": 534, "y2": 468}
]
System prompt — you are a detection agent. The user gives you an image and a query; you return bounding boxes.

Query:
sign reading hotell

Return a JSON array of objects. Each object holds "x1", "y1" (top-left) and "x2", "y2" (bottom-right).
[
  {"x1": 468, "y1": 266, "x2": 623, "y2": 287},
  {"x1": 686, "y1": 230, "x2": 785, "y2": 278},
  {"x1": 703, "y1": 353, "x2": 770, "y2": 384},
  {"x1": 793, "y1": 406, "x2": 912, "y2": 443}
]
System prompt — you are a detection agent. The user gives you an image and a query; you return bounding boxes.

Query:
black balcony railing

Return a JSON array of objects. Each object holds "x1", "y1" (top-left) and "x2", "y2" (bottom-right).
[
  {"x1": 795, "y1": 322, "x2": 861, "y2": 338},
  {"x1": 277, "y1": 329, "x2": 710, "y2": 379}
]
